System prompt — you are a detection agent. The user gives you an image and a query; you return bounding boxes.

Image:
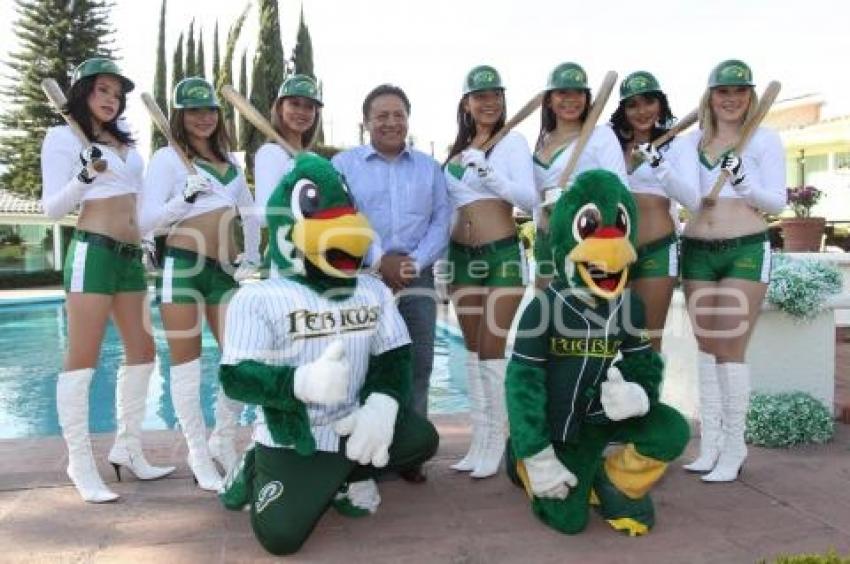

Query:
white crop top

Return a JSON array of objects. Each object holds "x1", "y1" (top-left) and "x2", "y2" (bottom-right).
[
  {"x1": 626, "y1": 136, "x2": 700, "y2": 213},
  {"x1": 140, "y1": 146, "x2": 261, "y2": 262},
  {"x1": 40, "y1": 125, "x2": 144, "y2": 219},
  {"x1": 684, "y1": 128, "x2": 786, "y2": 214},
  {"x1": 254, "y1": 143, "x2": 295, "y2": 227}
]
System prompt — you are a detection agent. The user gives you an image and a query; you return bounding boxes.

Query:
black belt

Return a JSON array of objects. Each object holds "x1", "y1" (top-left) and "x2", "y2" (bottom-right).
[
  {"x1": 164, "y1": 246, "x2": 229, "y2": 272},
  {"x1": 681, "y1": 231, "x2": 767, "y2": 252},
  {"x1": 450, "y1": 235, "x2": 520, "y2": 257},
  {"x1": 637, "y1": 232, "x2": 678, "y2": 257},
  {"x1": 74, "y1": 230, "x2": 142, "y2": 261}
]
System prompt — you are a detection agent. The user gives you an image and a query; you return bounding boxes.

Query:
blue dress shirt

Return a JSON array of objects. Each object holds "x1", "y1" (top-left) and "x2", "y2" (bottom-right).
[{"x1": 332, "y1": 144, "x2": 450, "y2": 271}]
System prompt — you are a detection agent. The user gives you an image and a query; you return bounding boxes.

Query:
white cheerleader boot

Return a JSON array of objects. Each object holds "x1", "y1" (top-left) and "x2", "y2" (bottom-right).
[
  {"x1": 208, "y1": 390, "x2": 243, "y2": 475},
  {"x1": 703, "y1": 363, "x2": 750, "y2": 483},
  {"x1": 683, "y1": 352, "x2": 723, "y2": 473},
  {"x1": 108, "y1": 362, "x2": 176, "y2": 481},
  {"x1": 451, "y1": 351, "x2": 486, "y2": 472},
  {"x1": 471, "y1": 358, "x2": 507, "y2": 479},
  {"x1": 57, "y1": 369, "x2": 119, "y2": 503},
  {"x1": 170, "y1": 358, "x2": 223, "y2": 492}
]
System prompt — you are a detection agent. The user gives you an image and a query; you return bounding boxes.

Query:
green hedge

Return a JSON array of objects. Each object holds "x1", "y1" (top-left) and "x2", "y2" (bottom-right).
[{"x1": 0, "y1": 270, "x2": 63, "y2": 289}]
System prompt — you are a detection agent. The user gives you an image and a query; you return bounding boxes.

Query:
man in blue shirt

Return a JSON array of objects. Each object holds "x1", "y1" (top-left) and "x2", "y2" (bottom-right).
[{"x1": 333, "y1": 85, "x2": 450, "y2": 481}]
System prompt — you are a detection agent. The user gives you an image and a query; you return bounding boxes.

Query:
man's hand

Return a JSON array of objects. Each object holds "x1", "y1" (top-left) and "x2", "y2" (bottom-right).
[
  {"x1": 378, "y1": 253, "x2": 416, "y2": 292},
  {"x1": 294, "y1": 340, "x2": 350, "y2": 405},
  {"x1": 523, "y1": 445, "x2": 578, "y2": 500},
  {"x1": 334, "y1": 393, "x2": 399, "y2": 467},
  {"x1": 600, "y1": 365, "x2": 650, "y2": 421}
]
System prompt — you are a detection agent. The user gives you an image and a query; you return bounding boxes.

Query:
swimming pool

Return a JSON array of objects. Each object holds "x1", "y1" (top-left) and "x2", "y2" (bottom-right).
[{"x1": 0, "y1": 299, "x2": 469, "y2": 439}]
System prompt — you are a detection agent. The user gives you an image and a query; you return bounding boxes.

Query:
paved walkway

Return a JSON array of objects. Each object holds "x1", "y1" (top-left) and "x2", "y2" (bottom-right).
[{"x1": 1, "y1": 418, "x2": 849, "y2": 563}]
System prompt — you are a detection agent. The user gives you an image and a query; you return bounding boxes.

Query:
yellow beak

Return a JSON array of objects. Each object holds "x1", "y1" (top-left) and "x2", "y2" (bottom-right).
[
  {"x1": 568, "y1": 237, "x2": 636, "y2": 299},
  {"x1": 291, "y1": 211, "x2": 373, "y2": 278}
]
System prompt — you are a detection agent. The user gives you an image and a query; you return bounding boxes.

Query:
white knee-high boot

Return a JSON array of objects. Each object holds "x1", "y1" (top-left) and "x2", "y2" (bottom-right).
[
  {"x1": 451, "y1": 351, "x2": 485, "y2": 472},
  {"x1": 109, "y1": 362, "x2": 176, "y2": 481},
  {"x1": 208, "y1": 389, "x2": 243, "y2": 475},
  {"x1": 170, "y1": 358, "x2": 222, "y2": 491},
  {"x1": 471, "y1": 358, "x2": 507, "y2": 479},
  {"x1": 683, "y1": 352, "x2": 723, "y2": 473},
  {"x1": 703, "y1": 362, "x2": 750, "y2": 483},
  {"x1": 57, "y1": 369, "x2": 119, "y2": 503}
]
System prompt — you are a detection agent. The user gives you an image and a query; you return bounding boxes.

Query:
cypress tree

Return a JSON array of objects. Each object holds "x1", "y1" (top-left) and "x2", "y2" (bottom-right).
[
  {"x1": 217, "y1": 4, "x2": 250, "y2": 148},
  {"x1": 242, "y1": 0, "x2": 285, "y2": 175},
  {"x1": 292, "y1": 5, "x2": 314, "y2": 79},
  {"x1": 172, "y1": 32, "x2": 184, "y2": 94},
  {"x1": 0, "y1": 0, "x2": 117, "y2": 197},
  {"x1": 185, "y1": 20, "x2": 196, "y2": 78},
  {"x1": 151, "y1": 0, "x2": 168, "y2": 152},
  {"x1": 238, "y1": 50, "x2": 248, "y2": 151},
  {"x1": 197, "y1": 28, "x2": 206, "y2": 80},
  {"x1": 314, "y1": 80, "x2": 325, "y2": 145},
  {"x1": 212, "y1": 20, "x2": 221, "y2": 88}
]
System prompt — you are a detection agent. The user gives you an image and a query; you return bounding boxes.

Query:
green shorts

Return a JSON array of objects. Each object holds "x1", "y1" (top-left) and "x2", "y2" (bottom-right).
[
  {"x1": 630, "y1": 233, "x2": 679, "y2": 280},
  {"x1": 64, "y1": 230, "x2": 146, "y2": 294},
  {"x1": 157, "y1": 246, "x2": 237, "y2": 305},
  {"x1": 533, "y1": 228, "x2": 556, "y2": 278},
  {"x1": 445, "y1": 236, "x2": 527, "y2": 287},
  {"x1": 680, "y1": 232, "x2": 771, "y2": 283}
]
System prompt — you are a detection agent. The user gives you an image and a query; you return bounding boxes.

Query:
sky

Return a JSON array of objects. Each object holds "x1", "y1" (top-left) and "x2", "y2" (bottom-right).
[{"x1": 0, "y1": 0, "x2": 848, "y2": 161}]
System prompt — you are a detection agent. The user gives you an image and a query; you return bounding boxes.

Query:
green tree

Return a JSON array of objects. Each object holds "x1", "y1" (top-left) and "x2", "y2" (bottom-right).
[
  {"x1": 292, "y1": 5, "x2": 314, "y2": 78},
  {"x1": 238, "y1": 49, "x2": 248, "y2": 150},
  {"x1": 171, "y1": 32, "x2": 184, "y2": 97},
  {"x1": 0, "y1": 0, "x2": 117, "y2": 198},
  {"x1": 242, "y1": 0, "x2": 285, "y2": 177},
  {"x1": 151, "y1": 0, "x2": 168, "y2": 152},
  {"x1": 196, "y1": 28, "x2": 206, "y2": 80},
  {"x1": 216, "y1": 3, "x2": 251, "y2": 148},
  {"x1": 185, "y1": 20, "x2": 196, "y2": 77},
  {"x1": 212, "y1": 20, "x2": 221, "y2": 87}
]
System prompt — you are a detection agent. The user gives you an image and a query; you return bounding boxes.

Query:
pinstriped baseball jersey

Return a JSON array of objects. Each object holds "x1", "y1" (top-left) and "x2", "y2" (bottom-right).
[
  {"x1": 510, "y1": 282, "x2": 652, "y2": 443},
  {"x1": 221, "y1": 274, "x2": 410, "y2": 452}
]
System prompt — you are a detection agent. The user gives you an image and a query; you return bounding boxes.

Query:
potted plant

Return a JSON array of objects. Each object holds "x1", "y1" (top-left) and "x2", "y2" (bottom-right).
[{"x1": 782, "y1": 185, "x2": 825, "y2": 252}]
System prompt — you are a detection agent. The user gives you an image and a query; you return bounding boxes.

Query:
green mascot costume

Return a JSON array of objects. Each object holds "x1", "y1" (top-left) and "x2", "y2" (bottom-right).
[
  {"x1": 217, "y1": 153, "x2": 439, "y2": 555},
  {"x1": 505, "y1": 170, "x2": 689, "y2": 536}
]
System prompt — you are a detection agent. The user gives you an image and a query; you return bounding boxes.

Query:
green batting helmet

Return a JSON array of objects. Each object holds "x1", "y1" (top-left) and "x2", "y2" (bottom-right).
[
  {"x1": 463, "y1": 65, "x2": 504, "y2": 95},
  {"x1": 619, "y1": 71, "x2": 662, "y2": 101},
  {"x1": 172, "y1": 77, "x2": 220, "y2": 109},
  {"x1": 71, "y1": 57, "x2": 134, "y2": 93},
  {"x1": 708, "y1": 59, "x2": 754, "y2": 88},
  {"x1": 545, "y1": 62, "x2": 589, "y2": 92},
  {"x1": 277, "y1": 74, "x2": 323, "y2": 106}
]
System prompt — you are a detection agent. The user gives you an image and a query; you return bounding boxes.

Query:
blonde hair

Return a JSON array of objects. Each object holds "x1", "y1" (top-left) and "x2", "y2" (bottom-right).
[{"x1": 697, "y1": 86, "x2": 758, "y2": 151}]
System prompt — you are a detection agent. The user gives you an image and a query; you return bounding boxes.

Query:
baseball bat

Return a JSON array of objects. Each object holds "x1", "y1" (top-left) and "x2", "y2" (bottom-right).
[
  {"x1": 220, "y1": 85, "x2": 298, "y2": 157},
  {"x1": 627, "y1": 108, "x2": 699, "y2": 174},
  {"x1": 40, "y1": 78, "x2": 107, "y2": 172},
  {"x1": 543, "y1": 71, "x2": 617, "y2": 207},
  {"x1": 140, "y1": 92, "x2": 196, "y2": 174},
  {"x1": 479, "y1": 91, "x2": 544, "y2": 153},
  {"x1": 702, "y1": 80, "x2": 781, "y2": 206}
]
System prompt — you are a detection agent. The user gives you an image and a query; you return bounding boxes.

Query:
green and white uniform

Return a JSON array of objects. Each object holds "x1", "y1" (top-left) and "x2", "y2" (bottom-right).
[
  {"x1": 41, "y1": 125, "x2": 147, "y2": 294},
  {"x1": 680, "y1": 128, "x2": 785, "y2": 283},
  {"x1": 444, "y1": 131, "x2": 537, "y2": 286},
  {"x1": 140, "y1": 146, "x2": 261, "y2": 303},
  {"x1": 533, "y1": 126, "x2": 628, "y2": 277}
]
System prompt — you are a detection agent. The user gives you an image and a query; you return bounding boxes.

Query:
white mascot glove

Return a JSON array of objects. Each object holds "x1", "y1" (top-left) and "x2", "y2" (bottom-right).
[
  {"x1": 600, "y1": 365, "x2": 650, "y2": 421},
  {"x1": 333, "y1": 393, "x2": 398, "y2": 467},
  {"x1": 293, "y1": 340, "x2": 350, "y2": 405},
  {"x1": 183, "y1": 173, "x2": 213, "y2": 203},
  {"x1": 523, "y1": 445, "x2": 578, "y2": 500},
  {"x1": 634, "y1": 142, "x2": 663, "y2": 168}
]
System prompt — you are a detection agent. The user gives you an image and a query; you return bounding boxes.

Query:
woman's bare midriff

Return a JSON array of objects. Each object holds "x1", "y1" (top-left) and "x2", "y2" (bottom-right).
[
  {"x1": 77, "y1": 194, "x2": 141, "y2": 243},
  {"x1": 451, "y1": 199, "x2": 516, "y2": 246},
  {"x1": 635, "y1": 193, "x2": 675, "y2": 246},
  {"x1": 683, "y1": 198, "x2": 767, "y2": 239},
  {"x1": 167, "y1": 207, "x2": 239, "y2": 263}
]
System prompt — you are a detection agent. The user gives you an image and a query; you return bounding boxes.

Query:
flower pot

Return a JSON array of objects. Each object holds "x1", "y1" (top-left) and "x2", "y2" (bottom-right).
[{"x1": 781, "y1": 217, "x2": 826, "y2": 252}]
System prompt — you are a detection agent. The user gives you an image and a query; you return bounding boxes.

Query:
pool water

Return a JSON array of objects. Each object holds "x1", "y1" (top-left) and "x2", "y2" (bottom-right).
[{"x1": 0, "y1": 299, "x2": 469, "y2": 440}]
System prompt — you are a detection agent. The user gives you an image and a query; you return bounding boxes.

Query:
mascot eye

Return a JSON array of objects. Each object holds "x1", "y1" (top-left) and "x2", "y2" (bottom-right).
[
  {"x1": 616, "y1": 204, "x2": 631, "y2": 237},
  {"x1": 291, "y1": 179, "x2": 321, "y2": 220},
  {"x1": 572, "y1": 203, "x2": 601, "y2": 241}
]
